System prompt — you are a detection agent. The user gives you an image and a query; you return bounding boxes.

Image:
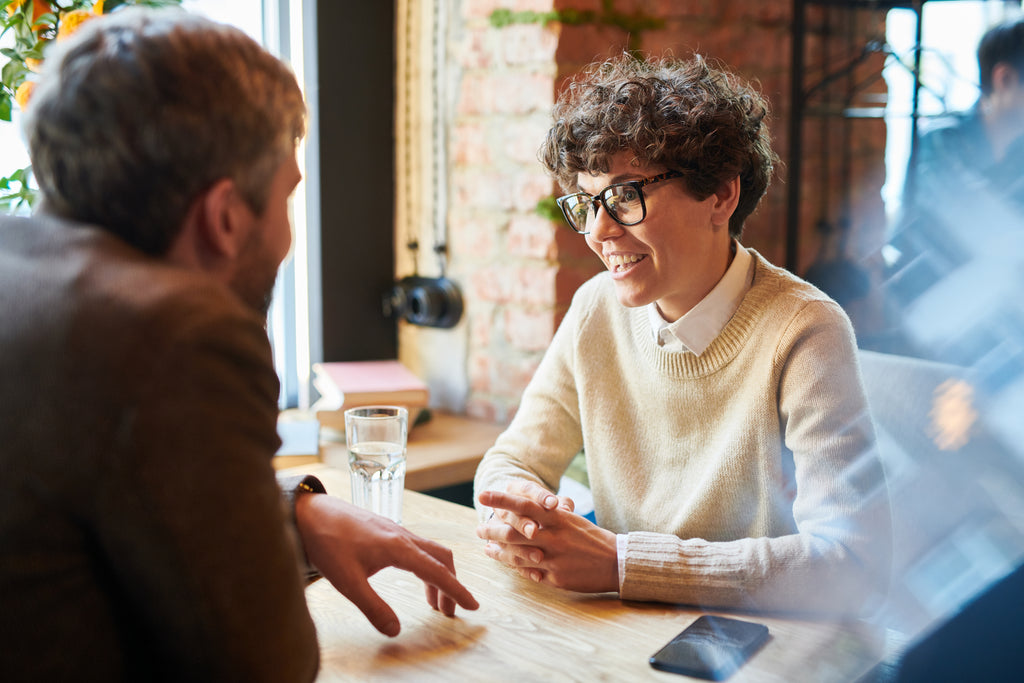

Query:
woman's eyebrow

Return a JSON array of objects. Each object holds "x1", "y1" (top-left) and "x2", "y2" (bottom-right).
[{"x1": 577, "y1": 173, "x2": 643, "y2": 192}]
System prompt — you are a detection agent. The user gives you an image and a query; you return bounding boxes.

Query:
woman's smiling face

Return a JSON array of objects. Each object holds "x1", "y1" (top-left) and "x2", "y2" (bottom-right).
[{"x1": 579, "y1": 152, "x2": 738, "y2": 322}]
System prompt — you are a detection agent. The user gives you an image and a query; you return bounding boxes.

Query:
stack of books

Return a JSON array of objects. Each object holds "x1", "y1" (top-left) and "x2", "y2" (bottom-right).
[{"x1": 311, "y1": 359, "x2": 430, "y2": 432}]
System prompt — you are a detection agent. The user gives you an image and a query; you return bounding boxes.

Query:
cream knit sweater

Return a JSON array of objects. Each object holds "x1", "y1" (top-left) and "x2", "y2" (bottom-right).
[{"x1": 475, "y1": 251, "x2": 892, "y2": 616}]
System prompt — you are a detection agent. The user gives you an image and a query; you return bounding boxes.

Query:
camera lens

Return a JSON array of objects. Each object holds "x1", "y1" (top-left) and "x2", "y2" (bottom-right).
[
  {"x1": 409, "y1": 285, "x2": 444, "y2": 321},
  {"x1": 384, "y1": 276, "x2": 463, "y2": 328}
]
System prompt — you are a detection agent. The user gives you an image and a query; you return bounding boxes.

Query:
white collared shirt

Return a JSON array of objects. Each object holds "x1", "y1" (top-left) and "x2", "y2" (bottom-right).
[{"x1": 646, "y1": 240, "x2": 754, "y2": 355}]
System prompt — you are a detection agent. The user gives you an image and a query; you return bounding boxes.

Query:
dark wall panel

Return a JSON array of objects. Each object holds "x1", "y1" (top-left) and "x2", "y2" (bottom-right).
[{"x1": 317, "y1": 2, "x2": 396, "y2": 361}]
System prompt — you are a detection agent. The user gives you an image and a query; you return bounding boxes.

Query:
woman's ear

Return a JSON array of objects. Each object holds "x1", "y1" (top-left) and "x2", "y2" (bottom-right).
[
  {"x1": 198, "y1": 178, "x2": 252, "y2": 259},
  {"x1": 710, "y1": 175, "x2": 741, "y2": 229}
]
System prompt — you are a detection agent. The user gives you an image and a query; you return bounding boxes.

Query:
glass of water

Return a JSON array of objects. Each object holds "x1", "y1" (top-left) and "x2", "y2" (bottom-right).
[{"x1": 344, "y1": 405, "x2": 408, "y2": 524}]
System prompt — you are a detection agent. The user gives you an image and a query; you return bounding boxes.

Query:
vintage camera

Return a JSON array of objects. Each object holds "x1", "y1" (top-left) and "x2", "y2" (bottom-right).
[{"x1": 383, "y1": 276, "x2": 464, "y2": 328}]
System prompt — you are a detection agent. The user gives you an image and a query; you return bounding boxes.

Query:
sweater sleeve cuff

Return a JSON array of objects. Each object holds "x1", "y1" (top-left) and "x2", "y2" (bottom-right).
[
  {"x1": 619, "y1": 531, "x2": 713, "y2": 603},
  {"x1": 619, "y1": 531, "x2": 755, "y2": 606}
]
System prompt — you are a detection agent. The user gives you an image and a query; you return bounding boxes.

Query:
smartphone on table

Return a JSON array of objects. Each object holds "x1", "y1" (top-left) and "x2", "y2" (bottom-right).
[{"x1": 649, "y1": 615, "x2": 770, "y2": 680}]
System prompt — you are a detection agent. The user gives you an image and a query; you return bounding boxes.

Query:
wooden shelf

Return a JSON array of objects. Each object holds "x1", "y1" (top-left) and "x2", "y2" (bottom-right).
[{"x1": 275, "y1": 411, "x2": 506, "y2": 492}]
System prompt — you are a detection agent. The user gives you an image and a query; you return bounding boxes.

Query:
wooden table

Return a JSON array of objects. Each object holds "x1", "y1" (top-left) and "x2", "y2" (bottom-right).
[
  {"x1": 284, "y1": 464, "x2": 886, "y2": 682},
  {"x1": 276, "y1": 411, "x2": 506, "y2": 492}
]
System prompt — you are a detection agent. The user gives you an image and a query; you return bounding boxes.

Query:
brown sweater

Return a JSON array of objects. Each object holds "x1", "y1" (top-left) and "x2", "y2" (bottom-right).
[
  {"x1": 475, "y1": 252, "x2": 892, "y2": 616},
  {"x1": 0, "y1": 214, "x2": 319, "y2": 681}
]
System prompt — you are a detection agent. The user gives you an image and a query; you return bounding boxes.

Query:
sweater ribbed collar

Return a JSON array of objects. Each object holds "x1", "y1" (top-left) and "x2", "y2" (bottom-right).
[{"x1": 631, "y1": 250, "x2": 790, "y2": 378}]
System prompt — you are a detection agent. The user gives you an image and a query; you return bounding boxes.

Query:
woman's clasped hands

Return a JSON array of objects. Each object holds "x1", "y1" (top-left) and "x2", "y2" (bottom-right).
[{"x1": 475, "y1": 480, "x2": 619, "y2": 594}]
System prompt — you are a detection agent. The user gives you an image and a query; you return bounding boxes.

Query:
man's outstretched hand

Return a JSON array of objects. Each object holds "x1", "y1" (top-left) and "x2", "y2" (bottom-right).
[{"x1": 295, "y1": 493, "x2": 479, "y2": 637}]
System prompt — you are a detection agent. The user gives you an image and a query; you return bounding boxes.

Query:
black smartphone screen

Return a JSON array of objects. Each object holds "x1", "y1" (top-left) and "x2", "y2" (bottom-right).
[{"x1": 649, "y1": 615, "x2": 770, "y2": 680}]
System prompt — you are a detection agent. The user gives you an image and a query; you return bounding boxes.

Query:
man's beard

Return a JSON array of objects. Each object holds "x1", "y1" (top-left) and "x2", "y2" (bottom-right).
[{"x1": 230, "y1": 232, "x2": 280, "y2": 319}]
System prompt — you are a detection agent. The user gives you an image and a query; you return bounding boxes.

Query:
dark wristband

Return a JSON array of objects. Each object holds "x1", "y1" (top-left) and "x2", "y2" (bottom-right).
[{"x1": 295, "y1": 475, "x2": 326, "y2": 496}]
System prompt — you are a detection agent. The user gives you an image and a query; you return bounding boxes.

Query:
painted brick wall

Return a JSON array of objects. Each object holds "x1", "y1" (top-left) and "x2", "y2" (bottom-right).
[{"x1": 442, "y1": 0, "x2": 888, "y2": 422}]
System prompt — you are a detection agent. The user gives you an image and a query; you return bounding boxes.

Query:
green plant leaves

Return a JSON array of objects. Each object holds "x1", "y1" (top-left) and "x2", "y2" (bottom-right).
[
  {"x1": 0, "y1": 0, "x2": 185, "y2": 214},
  {"x1": 488, "y1": 2, "x2": 664, "y2": 53},
  {"x1": 0, "y1": 165, "x2": 37, "y2": 214},
  {"x1": 535, "y1": 196, "x2": 562, "y2": 223}
]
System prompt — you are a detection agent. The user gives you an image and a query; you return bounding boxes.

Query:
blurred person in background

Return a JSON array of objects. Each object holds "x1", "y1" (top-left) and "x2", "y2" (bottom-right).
[{"x1": 885, "y1": 16, "x2": 1024, "y2": 365}]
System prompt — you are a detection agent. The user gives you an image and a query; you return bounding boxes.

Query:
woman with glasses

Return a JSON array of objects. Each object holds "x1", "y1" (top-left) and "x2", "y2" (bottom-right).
[{"x1": 474, "y1": 54, "x2": 891, "y2": 616}]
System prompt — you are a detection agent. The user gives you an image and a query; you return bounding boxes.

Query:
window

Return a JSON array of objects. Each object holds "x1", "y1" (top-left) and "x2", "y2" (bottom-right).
[
  {"x1": 882, "y1": 1, "x2": 1021, "y2": 221},
  {"x1": 0, "y1": 0, "x2": 319, "y2": 409}
]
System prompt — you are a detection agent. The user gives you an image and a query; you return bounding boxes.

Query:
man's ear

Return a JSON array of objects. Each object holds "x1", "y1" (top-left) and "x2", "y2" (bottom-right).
[
  {"x1": 198, "y1": 178, "x2": 252, "y2": 259},
  {"x1": 991, "y1": 62, "x2": 1021, "y2": 95},
  {"x1": 710, "y1": 175, "x2": 741, "y2": 229}
]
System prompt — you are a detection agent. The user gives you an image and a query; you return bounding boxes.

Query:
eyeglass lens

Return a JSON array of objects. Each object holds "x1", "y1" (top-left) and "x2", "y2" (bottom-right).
[{"x1": 562, "y1": 183, "x2": 643, "y2": 232}]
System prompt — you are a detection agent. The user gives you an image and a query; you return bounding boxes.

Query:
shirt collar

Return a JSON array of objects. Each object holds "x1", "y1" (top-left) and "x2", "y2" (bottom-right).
[{"x1": 648, "y1": 240, "x2": 754, "y2": 355}]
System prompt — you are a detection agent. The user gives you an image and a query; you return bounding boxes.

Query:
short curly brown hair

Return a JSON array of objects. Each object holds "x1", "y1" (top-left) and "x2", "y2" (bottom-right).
[{"x1": 539, "y1": 53, "x2": 778, "y2": 238}]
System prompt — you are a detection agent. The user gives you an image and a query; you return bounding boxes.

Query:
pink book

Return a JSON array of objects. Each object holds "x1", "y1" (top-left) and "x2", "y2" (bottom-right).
[{"x1": 312, "y1": 360, "x2": 429, "y2": 412}]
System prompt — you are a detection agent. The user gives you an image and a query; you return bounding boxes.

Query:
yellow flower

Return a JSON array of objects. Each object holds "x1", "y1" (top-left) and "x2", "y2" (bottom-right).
[
  {"x1": 7, "y1": 0, "x2": 51, "y2": 24},
  {"x1": 14, "y1": 81, "x2": 35, "y2": 111},
  {"x1": 94, "y1": 0, "x2": 105, "y2": 14},
  {"x1": 56, "y1": 8, "x2": 95, "y2": 41}
]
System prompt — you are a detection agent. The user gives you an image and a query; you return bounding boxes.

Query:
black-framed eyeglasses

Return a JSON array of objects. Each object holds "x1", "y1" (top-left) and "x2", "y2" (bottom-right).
[{"x1": 555, "y1": 170, "x2": 683, "y2": 234}]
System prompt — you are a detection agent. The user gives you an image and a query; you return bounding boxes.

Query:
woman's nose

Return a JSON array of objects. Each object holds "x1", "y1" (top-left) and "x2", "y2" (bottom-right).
[{"x1": 586, "y1": 202, "x2": 624, "y2": 240}]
